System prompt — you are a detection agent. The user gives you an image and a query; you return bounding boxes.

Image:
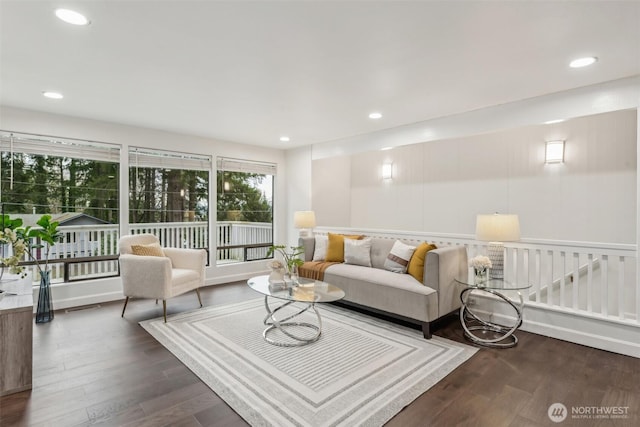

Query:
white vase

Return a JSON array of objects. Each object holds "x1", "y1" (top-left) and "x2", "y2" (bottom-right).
[{"x1": 268, "y1": 268, "x2": 284, "y2": 283}]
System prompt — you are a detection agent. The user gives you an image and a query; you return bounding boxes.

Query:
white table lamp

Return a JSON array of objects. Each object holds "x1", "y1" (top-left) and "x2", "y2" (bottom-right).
[
  {"x1": 476, "y1": 214, "x2": 520, "y2": 279},
  {"x1": 294, "y1": 211, "x2": 316, "y2": 237}
]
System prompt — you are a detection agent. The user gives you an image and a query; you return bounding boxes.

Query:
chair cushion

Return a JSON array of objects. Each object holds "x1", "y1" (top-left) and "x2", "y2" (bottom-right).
[
  {"x1": 131, "y1": 242, "x2": 165, "y2": 257},
  {"x1": 170, "y1": 268, "x2": 201, "y2": 296}
]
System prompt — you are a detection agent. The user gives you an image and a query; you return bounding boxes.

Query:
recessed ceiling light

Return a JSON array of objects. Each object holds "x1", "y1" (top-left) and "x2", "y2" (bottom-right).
[
  {"x1": 569, "y1": 56, "x2": 598, "y2": 68},
  {"x1": 369, "y1": 112, "x2": 382, "y2": 119},
  {"x1": 43, "y1": 91, "x2": 64, "y2": 99},
  {"x1": 544, "y1": 119, "x2": 565, "y2": 125},
  {"x1": 380, "y1": 147, "x2": 393, "y2": 151},
  {"x1": 55, "y1": 8, "x2": 90, "y2": 26},
  {"x1": 279, "y1": 136, "x2": 290, "y2": 142}
]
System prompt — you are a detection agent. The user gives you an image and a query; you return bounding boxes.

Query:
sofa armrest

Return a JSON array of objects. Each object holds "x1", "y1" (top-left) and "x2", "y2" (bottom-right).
[
  {"x1": 424, "y1": 246, "x2": 467, "y2": 317},
  {"x1": 299, "y1": 237, "x2": 316, "y2": 262}
]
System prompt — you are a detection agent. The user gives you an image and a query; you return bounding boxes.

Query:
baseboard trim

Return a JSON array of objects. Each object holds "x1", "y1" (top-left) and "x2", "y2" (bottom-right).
[{"x1": 467, "y1": 295, "x2": 640, "y2": 358}]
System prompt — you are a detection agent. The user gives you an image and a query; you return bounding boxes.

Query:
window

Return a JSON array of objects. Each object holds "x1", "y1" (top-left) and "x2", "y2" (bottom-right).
[
  {"x1": 0, "y1": 131, "x2": 120, "y2": 282},
  {"x1": 216, "y1": 157, "x2": 275, "y2": 264},
  {"x1": 129, "y1": 147, "x2": 210, "y2": 252}
]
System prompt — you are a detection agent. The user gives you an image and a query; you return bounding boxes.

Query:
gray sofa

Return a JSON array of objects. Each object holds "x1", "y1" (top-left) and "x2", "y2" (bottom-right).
[{"x1": 299, "y1": 236, "x2": 468, "y2": 338}]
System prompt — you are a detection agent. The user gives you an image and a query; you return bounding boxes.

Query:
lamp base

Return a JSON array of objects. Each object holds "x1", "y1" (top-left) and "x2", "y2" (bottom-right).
[
  {"x1": 487, "y1": 242, "x2": 504, "y2": 279},
  {"x1": 298, "y1": 229, "x2": 312, "y2": 237}
]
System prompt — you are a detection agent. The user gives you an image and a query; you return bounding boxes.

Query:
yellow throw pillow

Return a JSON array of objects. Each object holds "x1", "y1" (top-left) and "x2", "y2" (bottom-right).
[
  {"x1": 407, "y1": 242, "x2": 437, "y2": 283},
  {"x1": 325, "y1": 233, "x2": 363, "y2": 262},
  {"x1": 130, "y1": 242, "x2": 165, "y2": 257}
]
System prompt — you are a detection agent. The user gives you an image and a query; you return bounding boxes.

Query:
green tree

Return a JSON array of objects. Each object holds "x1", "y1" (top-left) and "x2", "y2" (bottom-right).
[
  {"x1": 129, "y1": 167, "x2": 209, "y2": 224},
  {"x1": 0, "y1": 152, "x2": 30, "y2": 214},
  {"x1": 217, "y1": 171, "x2": 271, "y2": 223},
  {"x1": 84, "y1": 162, "x2": 119, "y2": 223}
]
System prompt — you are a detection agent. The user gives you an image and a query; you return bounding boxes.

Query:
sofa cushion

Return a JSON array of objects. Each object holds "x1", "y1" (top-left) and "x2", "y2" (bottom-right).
[
  {"x1": 369, "y1": 238, "x2": 395, "y2": 269},
  {"x1": 323, "y1": 263, "x2": 438, "y2": 323},
  {"x1": 384, "y1": 240, "x2": 416, "y2": 273},
  {"x1": 407, "y1": 242, "x2": 437, "y2": 283},
  {"x1": 312, "y1": 235, "x2": 328, "y2": 261},
  {"x1": 326, "y1": 233, "x2": 362, "y2": 262},
  {"x1": 344, "y1": 238, "x2": 372, "y2": 267}
]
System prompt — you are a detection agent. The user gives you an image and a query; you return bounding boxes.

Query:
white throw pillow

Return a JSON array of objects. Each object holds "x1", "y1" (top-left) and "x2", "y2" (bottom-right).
[
  {"x1": 383, "y1": 240, "x2": 416, "y2": 273},
  {"x1": 312, "y1": 235, "x2": 328, "y2": 261},
  {"x1": 344, "y1": 238, "x2": 372, "y2": 267}
]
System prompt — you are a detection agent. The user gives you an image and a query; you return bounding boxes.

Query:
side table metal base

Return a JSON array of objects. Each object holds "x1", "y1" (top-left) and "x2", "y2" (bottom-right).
[
  {"x1": 262, "y1": 296, "x2": 322, "y2": 347},
  {"x1": 459, "y1": 287, "x2": 524, "y2": 348}
]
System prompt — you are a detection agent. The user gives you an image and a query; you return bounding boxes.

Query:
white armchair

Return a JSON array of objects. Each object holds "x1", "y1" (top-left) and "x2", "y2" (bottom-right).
[{"x1": 119, "y1": 234, "x2": 207, "y2": 322}]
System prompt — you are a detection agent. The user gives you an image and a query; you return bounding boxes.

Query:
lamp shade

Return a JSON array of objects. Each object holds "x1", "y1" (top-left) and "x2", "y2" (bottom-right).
[
  {"x1": 475, "y1": 214, "x2": 520, "y2": 242},
  {"x1": 294, "y1": 211, "x2": 316, "y2": 229}
]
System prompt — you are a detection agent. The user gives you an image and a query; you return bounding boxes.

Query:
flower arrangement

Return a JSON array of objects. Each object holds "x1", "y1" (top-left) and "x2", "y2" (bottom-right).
[
  {"x1": 267, "y1": 259, "x2": 284, "y2": 270},
  {"x1": 469, "y1": 255, "x2": 492, "y2": 285},
  {"x1": 2, "y1": 214, "x2": 62, "y2": 323},
  {"x1": 0, "y1": 214, "x2": 61, "y2": 279},
  {"x1": 0, "y1": 215, "x2": 28, "y2": 278},
  {"x1": 267, "y1": 245, "x2": 304, "y2": 273},
  {"x1": 469, "y1": 255, "x2": 492, "y2": 271}
]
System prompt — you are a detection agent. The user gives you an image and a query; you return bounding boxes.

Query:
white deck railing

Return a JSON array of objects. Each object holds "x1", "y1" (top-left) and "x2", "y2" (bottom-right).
[
  {"x1": 11, "y1": 220, "x2": 272, "y2": 282},
  {"x1": 216, "y1": 221, "x2": 273, "y2": 262},
  {"x1": 315, "y1": 227, "x2": 639, "y2": 326}
]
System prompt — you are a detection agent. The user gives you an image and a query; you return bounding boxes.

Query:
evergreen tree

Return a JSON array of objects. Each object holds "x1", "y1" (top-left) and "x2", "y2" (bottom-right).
[{"x1": 217, "y1": 171, "x2": 272, "y2": 223}]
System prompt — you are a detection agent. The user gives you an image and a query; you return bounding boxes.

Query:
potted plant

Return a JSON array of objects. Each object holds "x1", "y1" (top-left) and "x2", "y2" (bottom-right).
[
  {"x1": 15, "y1": 215, "x2": 61, "y2": 323},
  {"x1": 267, "y1": 245, "x2": 304, "y2": 284}
]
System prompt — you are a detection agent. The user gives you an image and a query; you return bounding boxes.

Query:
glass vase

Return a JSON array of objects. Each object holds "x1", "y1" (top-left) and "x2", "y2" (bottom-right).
[
  {"x1": 284, "y1": 264, "x2": 299, "y2": 287},
  {"x1": 474, "y1": 267, "x2": 488, "y2": 286},
  {"x1": 289, "y1": 264, "x2": 299, "y2": 285},
  {"x1": 36, "y1": 270, "x2": 54, "y2": 324}
]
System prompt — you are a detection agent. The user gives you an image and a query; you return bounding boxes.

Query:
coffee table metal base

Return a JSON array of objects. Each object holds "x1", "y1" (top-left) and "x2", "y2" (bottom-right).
[{"x1": 262, "y1": 296, "x2": 322, "y2": 347}]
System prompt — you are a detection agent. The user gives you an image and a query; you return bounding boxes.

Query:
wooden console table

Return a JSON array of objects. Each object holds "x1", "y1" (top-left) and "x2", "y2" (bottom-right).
[{"x1": 0, "y1": 293, "x2": 33, "y2": 396}]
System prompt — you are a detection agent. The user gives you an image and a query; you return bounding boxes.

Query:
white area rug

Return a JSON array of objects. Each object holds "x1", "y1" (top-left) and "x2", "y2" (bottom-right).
[{"x1": 140, "y1": 298, "x2": 477, "y2": 427}]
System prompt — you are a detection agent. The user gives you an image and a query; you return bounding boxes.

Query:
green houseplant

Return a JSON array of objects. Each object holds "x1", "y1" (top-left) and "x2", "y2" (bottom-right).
[
  {"x1": 267, "y1": 245, "x2": 304, "y2": 283},
  {"x1": 15, "y1": 214, "x2": 62, "y2": 323}
]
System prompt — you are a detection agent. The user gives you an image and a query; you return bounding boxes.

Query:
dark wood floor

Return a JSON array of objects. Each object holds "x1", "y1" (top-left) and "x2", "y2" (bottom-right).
[{"x1": 1, "y1": 282, "x2": 639, "y2": 427}]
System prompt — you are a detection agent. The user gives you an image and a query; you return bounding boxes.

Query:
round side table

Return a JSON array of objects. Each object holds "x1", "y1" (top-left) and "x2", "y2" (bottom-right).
[{"x1": 455, "y1": 278, "x2": 531, "y2": 348}]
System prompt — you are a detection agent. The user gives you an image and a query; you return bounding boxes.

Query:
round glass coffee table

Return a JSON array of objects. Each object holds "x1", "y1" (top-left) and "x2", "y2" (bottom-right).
[
  {"x1": 247, "y1": 275, "x2": 345, "y2": 347},
  {"x1": 455, "y1": 278, "x2": 531, "y2": 348}
]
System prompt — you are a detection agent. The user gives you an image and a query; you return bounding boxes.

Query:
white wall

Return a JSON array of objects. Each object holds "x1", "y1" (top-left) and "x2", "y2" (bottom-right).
[
  {"x1": 311, "y1": 155, "x2": 352, "y2": 227},
  {"x1": 285, "y1": 145, "x2": 313, "y2": 247},
  {"x1": 312, "y1": 109, "x2": 637, "y2": 244},
  {"x1": 0, "y1": 106, "x2": 288, "y2": 307}
]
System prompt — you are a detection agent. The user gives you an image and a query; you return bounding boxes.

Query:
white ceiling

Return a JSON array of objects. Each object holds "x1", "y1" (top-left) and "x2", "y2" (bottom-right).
[{"x1": 1, "y1": 0, "x2": 639, "y2": 149}]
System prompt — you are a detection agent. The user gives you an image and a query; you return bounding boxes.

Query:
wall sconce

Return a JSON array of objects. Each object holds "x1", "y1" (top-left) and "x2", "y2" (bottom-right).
[
  {"x1": 382, "y1": 162, "x2": 393, "y2": 180},
  {"x1": 545, "y1": 140, "x2": 565, "y2": 164}
]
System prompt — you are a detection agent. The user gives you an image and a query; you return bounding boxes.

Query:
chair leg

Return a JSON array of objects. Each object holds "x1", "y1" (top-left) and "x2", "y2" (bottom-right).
[
  {"x1": 163, "y1": 300, "x2": 167, "y2": 323},
  {"x1": 195, "y1": 288, "x2": 203, "y2": 307},
  {"x1": 121, "y1": 297, "x2": 129, "y2": 318}
]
